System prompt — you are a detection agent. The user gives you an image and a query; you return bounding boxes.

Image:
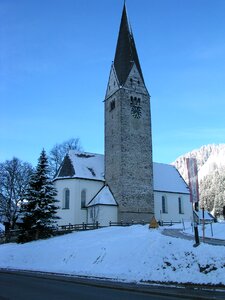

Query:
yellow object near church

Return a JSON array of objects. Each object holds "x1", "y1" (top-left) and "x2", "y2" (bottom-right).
[{"x1": 149, "y1": 216, "x2": 159, "y2": 229}]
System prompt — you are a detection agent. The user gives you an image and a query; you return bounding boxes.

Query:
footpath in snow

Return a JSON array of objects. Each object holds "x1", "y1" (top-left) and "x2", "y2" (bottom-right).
[
  {"x1": 0, "y1": 223, "x2": 225, "y2": 286},
  {"x1": 164, "y1": 221, "x2": 225, "y2": 246}
]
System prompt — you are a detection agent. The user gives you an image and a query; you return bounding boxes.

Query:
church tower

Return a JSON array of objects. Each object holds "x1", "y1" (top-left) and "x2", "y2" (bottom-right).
[{"x1": 104, "y1": 4, "x2": 154, "y2": 222}]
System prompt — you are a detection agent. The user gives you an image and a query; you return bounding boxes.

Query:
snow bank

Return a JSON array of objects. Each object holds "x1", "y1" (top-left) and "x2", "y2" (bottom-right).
[{"x1": 0, "y1": 225, "x2": 224, "y2": 285}]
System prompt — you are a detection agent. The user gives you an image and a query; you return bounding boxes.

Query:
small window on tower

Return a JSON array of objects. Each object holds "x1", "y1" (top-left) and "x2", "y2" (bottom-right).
[
  {"x1": 130, "y1": 78, "x2": 133, "y2": 85},
  {"x1": 138, "y1": 80, "x2": 140, "y2": 85},
  {"x1": 130, "y1": 96, "x2": 133, "y2": 106},
  {"x1": 110, "y1": 100, "x2": 115, "y2": 111}
]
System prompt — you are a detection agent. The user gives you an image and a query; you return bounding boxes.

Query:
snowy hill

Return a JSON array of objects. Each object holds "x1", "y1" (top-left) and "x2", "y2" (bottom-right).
[
  {"x1": 173, "y1": 144, "x2": 225, "y2": 182},
  {"x1": 0, "y1": 225, "x2": 225, "y2": 286}
]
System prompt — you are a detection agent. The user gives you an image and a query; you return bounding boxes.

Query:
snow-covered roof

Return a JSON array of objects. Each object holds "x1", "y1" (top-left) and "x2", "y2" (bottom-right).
[
  {"x1": 56, "y1": 151, "x2": 104, "y2": 181},
  {"x1": 56, "y1": 152, "x2": 189, "y2": 194},
  {"x1": 87, "y1": 186, "x2": 117, "y2": 207},
  {"x1": 153, "y1": 162, "x2": 189, "y2": 194}
]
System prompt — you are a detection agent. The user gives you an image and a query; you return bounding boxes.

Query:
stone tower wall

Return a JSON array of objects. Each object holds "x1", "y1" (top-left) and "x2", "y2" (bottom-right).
[{"x1": 105, "y1": 66, "x2": 154, "y2": 222}]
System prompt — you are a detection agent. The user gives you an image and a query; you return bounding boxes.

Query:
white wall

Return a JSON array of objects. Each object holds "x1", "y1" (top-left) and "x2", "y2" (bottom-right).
[
  {"x1": 154, "y1": 191, "x2": 193, "y2": 223},
  {"x1": 87, "y1": 205, "x2": 118, "y2": 227},
  {"x1": 54, "y1": 178, "x2": 193, "y2": 226},
  {"x1": 54, "y1": 178, "x2": 104, "y2": 226}
]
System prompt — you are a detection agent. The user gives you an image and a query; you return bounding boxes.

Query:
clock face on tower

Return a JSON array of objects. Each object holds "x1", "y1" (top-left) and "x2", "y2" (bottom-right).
[
  {"x1": 130, "y1": 96, "x2": 142, "y2": 119},
  {"x1": 131, "y1": 105, "x2": 142, "y2": 118}
]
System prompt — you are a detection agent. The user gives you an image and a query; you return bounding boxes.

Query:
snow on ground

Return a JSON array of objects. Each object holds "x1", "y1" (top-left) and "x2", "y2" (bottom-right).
[
  {"x1": 0, "y1": 225, "x2": 225, "y2": 285},
  {"x1": 179, "y1": 221, "x2": 225, "y2": 240}
]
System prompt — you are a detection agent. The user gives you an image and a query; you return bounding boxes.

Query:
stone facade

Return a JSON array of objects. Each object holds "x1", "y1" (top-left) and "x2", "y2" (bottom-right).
[{"x1": 105, "y1": 63, "x2": 154, "y2": 222}]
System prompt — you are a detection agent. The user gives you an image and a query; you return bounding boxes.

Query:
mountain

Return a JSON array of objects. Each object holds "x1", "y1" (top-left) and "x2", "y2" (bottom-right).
[
  {"x1": 173, "y1": 144, "x2": 225, "y2": 182},
  {"x1": 173, "y1": 144, "x2": 225, "y2": 216}
]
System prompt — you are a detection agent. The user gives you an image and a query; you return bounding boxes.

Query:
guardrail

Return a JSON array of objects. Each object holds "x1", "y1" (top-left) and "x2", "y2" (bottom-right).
[
  {"x1": 109, "y1": 220, "x2": 181, "y2": 227},
  {"x1": 109, "y1": 220, "x2": 149, "y2": 226},
  {"x1": 57, "y1": 222, "x2": 99, "y2": 232},
  {"x1": 158, "y1": 220, "x2": 181, "y2": 226},
  {"x1": 0, "y1": 220, "x2": 183, "y2": 243}
]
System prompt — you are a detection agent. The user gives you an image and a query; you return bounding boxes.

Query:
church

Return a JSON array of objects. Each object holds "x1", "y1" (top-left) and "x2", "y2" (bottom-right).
[{"x1": 53, "y1": 4, "x2": 192, "y2": 226}]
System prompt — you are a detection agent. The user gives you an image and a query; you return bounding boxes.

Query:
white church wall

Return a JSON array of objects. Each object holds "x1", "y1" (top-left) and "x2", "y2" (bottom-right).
[
  {"x1": 88, "y1": 205, "x2": 118, "y2": 227},
  {"x1": 154, "y1": 191, "x2": 192, "y2": 223},
  {"x1": 54, "y1": 178, "x2": 104, "y2": 226}
]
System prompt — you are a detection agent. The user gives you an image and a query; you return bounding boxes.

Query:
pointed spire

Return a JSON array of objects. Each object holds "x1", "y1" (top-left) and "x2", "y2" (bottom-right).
[{"x1": 114, "y1": 4, "x2": 144, "y2": 86}]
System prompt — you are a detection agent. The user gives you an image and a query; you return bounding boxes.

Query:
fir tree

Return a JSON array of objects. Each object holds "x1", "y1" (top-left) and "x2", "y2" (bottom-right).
[{"x1": 18, "y1": 149, "x2": 60, "y2": 243}]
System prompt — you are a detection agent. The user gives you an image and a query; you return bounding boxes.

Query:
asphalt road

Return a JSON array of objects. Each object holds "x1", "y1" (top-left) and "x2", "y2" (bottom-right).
[{"x1": 0, "y1": 270, "x2": 224, "y2": 300}]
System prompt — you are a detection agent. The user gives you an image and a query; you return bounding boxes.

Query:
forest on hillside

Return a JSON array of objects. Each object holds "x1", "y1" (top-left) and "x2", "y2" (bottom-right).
[{"x1": 173, "y1": 144, "x2": 225, "y2": 217}]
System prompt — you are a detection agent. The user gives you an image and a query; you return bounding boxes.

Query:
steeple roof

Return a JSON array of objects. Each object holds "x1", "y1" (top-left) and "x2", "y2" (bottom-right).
[{"x1": 114, "y1": 4, "x2": 144, "y2": 86}]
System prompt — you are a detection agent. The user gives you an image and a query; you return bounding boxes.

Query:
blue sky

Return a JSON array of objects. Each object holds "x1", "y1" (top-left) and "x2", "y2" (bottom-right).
[{"x1": 1, "y1": 0, "x2": 225, "y2": 166}]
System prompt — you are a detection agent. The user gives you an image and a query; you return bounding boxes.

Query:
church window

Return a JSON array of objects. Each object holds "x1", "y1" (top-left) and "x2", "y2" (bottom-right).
[
  {"x1": 162, "y1": 196, "x2": 168, "y2": 214},
  {"x1": 63, "y1": 188, "x2": 70, "y2": 209},
  {"x1": 178, "y1": 197, "x2": 184, "y2": 214},
  {"x1": 138, "y1": 80, "x2": 140, "y2": 85},
  {"x1": 110, "y1": 100, "x2": 115, "y2": 111},
  {"x1": 130, "y1": 78, "x2": 133, "y2": 85},
  {"x1": 130, "y1": 96, "x2": 133, "y2": 106},
  {"x1": 130, "y1": 96, "x2": 140, "y2": 106},
  {"x1": 81, "y1": 189, "x2": 86, "y2": 209}
]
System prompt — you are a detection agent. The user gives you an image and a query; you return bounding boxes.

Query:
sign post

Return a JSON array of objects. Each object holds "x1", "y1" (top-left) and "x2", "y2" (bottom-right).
[
  {"x1": 202, "y1": 207, "x2": 205, "y2": 242},
  {"x1": 186, "y1": 157, "x2": 200, "y2": 247}
]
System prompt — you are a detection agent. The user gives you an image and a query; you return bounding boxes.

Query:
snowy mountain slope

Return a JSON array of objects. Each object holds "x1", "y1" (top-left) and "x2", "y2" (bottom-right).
[{"x1": 173, "y1": 144, "x2": 225, "y2": 182}]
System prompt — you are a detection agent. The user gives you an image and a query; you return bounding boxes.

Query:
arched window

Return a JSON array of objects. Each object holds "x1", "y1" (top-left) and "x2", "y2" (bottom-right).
[
  {"x1": 63, "y1": 188, "x2": 70, "y2": 209},
  {"x1": 110, "y1": 100, "x2": 115, "y2": 111},
  {"x1": 130, "y1": 96, "x2": 133, "y2": 106},
  {"x1": 162, "y1": 195, "x2": 168, "y2": 214},
  {"x1": 81, "y1": 189, "x2": 86, "y2": 209},
  {"x1": 178, "y1": 197, "x2": 184, "y2": 214}
]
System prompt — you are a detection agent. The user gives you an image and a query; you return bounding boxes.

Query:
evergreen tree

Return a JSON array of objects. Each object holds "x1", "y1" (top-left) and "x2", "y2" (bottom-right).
[
  {"x1": 213, "y1": 170, "x2": 225, "y2": 216},
  {"x1": 199, "y1": 174, "x2": 215, "y2": 211},
  {"x1": 18, "y1": 149, "x2": 60, "y2": 243},
  {"x1": 199, "y1": 168, "x2": 225, "y2": 217}
]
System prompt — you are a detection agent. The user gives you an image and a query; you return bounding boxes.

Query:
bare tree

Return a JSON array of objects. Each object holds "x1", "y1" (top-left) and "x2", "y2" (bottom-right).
[
  {"x1": 0, "y1": 158, "x2": 33, "y2": 230},
  {"x1": 49, "y1": 138, "x2": 82, "y2": 177}
]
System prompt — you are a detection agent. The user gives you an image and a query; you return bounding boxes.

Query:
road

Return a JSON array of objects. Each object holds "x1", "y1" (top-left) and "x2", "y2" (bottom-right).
[
  {"x1": 162, "y1": 228, "x2": 225, "y2": 246},
  {"x1": 0, "y1": 270, "x2": 224, "y2": 300}
]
